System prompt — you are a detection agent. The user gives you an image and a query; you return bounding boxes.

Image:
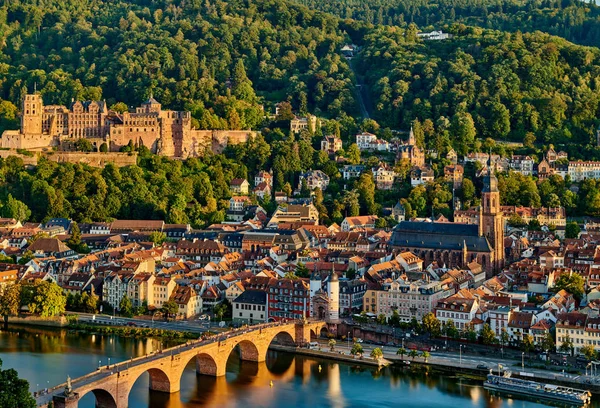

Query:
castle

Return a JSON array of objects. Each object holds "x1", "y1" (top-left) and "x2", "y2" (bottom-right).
[{"x1": 1, "y1": 94, "x2": 256, "y2": 157}]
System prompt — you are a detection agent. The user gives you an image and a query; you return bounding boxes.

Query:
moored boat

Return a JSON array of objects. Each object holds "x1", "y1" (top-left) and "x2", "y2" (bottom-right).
[{"x1": 484, "y1": 372, "x2": 591, "y2": 406}]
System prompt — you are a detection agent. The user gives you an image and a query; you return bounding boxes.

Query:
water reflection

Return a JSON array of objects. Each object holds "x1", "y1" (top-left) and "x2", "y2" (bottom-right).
[{"x1": 0, "y1": 327, "x2": 595, "y2": 408}]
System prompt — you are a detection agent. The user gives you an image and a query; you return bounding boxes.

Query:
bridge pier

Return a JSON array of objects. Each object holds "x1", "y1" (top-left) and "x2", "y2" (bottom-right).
[
  {"x1": 147, "y1": 367, "x2": 180, "y2": 394},
  {"x1": 52, "y1": 393, "x2": 79, "y2": 408}
]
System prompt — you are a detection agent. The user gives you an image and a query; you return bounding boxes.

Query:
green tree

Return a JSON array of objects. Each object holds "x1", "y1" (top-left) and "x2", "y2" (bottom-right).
[
  {"x1": 480, "y1": 324, "x2": 496, "y2": 345},
  {"x1": 443, "y1": 319, "x2": 459, "y2": 339},
  {"x1": 99, "y1": 143, "x2": 108, "y2": 153},
  {"x1": 28, "y1": 281, "x2": 66, "y2": 317},
  {"x1": 396, "y1": 347, "x2": 407, "y2": 360},
  {"x1": 581, "y1": 344, "x2": 597, "y2": 361},
  {"x1": 559, "y1": 333, "x2": 574, "y2": 356},
  {"x1": 0, "y1": 358, "x2": 36, "y2": 408},
  {"x1": 75, "y1": 138, "x2": 93, "y2": 152},
  {"x1": 119, "y1": 294, "x2": 133, "y2": 318},
  {"x1": 148, "y1": 231, "x2": 167, "y2": 245},
  {"x1": 553, "y1": 273, "x2": 585, "y2": 300},
  {"x1": 295, "y1": 262, "x2": 310, "y2": 278},
  {"x1": 1, "y1": 195, "x2": 31, "y2": 222},
  {"x1": 522, "y1": 334, "x2": 535, "y2": 356},
  {"x1": 328, "y1": 338, "x2": 337, "y2": 351},
  {"x1": 408, "y1": 349, "x2": 419, "y2": 360},
  {"x1": 500, "y1": 329, "x2": 509, "y2": 348},
  {"x1": 67, "y1": 222, "x2": 82, "y2": 252},
  {"x1": 346, "y1": 144, "x2": 361, "y2": 165},
  {"x1": 541, "y1": 332, "x2": 555, "y2": 356},
  {"x1": 80, "y1": 291, "x2": 98, "y2": 314},
  {"x1": 370, "y1": 347, "x2": 383, "y2": 360},
  {"x1": 376, "y1": 313, "x2": 387, "y2": 325},
  {"x1": 162, "y1": 300, "x2": 179, "y2": 321},
  {"x1": 420, "y1": 351, "x2": 430, "y2": 362},
  {"x1": 565, "y1": 222, "x2": 581, "y2": 239},
  {"x1": 110, "y1": 102, "x2": 129, "y2": 113},
  {"x1": 422, "y1": 312, "x2": 441, "y2": 337},
  {"x1": 0, "y1": 284, "x2": 20, "y2": 328},
  {"x1": 351, "y1": 343, "x2": 363, "y2": 356}
]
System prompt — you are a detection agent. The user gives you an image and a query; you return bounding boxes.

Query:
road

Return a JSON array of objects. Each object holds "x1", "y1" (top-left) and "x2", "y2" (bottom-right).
[
  {"x1": 312, "y1": 339, "x2": 600, "y2": 387},
  {"x1": 348, "y1": 58, "x2": 370, "y2": 119},
  {"x1": 70, "y1": 312, "x2": 224, "y2": 334}
]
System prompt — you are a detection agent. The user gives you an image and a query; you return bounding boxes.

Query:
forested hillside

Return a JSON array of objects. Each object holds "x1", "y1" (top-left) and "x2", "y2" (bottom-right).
[
  {"x1": 297, "y1": 0, "x2": 600, "y2": 46},
  {"x1": 354, "y1": 26, "x2": 600, "y2": 154},
  {"x1": 0, "y1": 0, "x2": 358, "y2": 130}
]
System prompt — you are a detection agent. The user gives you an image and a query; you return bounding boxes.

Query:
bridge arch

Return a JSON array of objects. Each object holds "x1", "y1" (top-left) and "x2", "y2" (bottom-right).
[
  {"x1": 78, "y1": 388, "x2": 117, "y2": 408},
  {"x1": 233, "y1": 339, "x2": 260, "y2": 361},
  {"x1": 195, "y1": 352, "x2": 220, "y2": 376},
  {"x1": 269, "y1": 330, "x2": 296, "y2": 346}
]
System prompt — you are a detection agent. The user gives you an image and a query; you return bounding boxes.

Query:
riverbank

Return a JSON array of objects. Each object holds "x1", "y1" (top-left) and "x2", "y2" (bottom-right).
[
  {"x1": 6, "y1": 315, "x2": 68, "y2": 327},
  {"x1": 269, "y1": 344, "x2": 391, "y2": 368},
  {"x1": 66, "y1": 323, "x2": 198, "y2": 340}
]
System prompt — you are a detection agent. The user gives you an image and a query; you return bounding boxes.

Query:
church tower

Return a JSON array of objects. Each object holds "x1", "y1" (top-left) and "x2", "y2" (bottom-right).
[
  {"x1": 408, "y1": 126, "x2": 415, "y2": 146},
  {"x1": 327, "y1": 265, "x2": 339, "y2": 322},
  {"x1": 21, "y1": 94, "x2": 43, "y2": 135},
  {"x1": 480, "y1": 156, "x2": 504, "y2": 273}
]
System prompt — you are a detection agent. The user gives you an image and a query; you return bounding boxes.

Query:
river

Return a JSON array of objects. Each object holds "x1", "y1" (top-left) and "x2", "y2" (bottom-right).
[{"x1": 0, "y1": 326, "x2": 589, "y2": 407}]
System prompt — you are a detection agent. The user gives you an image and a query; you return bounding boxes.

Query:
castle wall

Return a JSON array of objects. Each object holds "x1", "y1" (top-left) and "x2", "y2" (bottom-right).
[
  {"x1": 46, "y1": 151, "x2": 138, "y2": 167},
  {"x1": 0, "y1": 130, "x2": 56, "y2": 150}
]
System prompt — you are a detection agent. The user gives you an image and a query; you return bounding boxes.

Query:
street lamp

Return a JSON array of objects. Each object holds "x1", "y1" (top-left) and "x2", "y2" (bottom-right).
[
  {"x1": 522, "y1": 352, "x2": 525, "y2": 370},
  {"x1": 459, "y1": 345, "x2": 463, "y2": 366},
  {"x1": 108, "y1": 357, "x2": 111, "y2": 368},
  {"x1": 347, "y1": 331, "x2": 350, "y2": 351},
  {"x1": 98, "y1": 360, "x2": 101, "y2": 370}
]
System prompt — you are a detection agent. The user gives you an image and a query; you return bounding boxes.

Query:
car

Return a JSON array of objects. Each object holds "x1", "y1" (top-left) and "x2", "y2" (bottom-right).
[
  {"x1": 477, "y1": 364, "x2": 488, "y2": 370},
  {"x1": 127, "y1": 322, "x2": 137, "y2": 327},
  {"x1": 356, "y1": 338, "x2": 363, "y2": 343}
]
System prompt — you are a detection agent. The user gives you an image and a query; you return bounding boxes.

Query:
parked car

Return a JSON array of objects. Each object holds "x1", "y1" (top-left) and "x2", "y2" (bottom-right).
[
  {"x1": 477, "y1": 364, "x2": 488, "y2": 370},
  {"x1": 127, "y1": 322, "x2": 137, "y2": 327}
]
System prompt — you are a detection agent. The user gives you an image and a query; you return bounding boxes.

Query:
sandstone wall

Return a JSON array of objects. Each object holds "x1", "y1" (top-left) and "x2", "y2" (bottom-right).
[{"x1": 45, "y1": 152, "x2": 138, "y2": 167}]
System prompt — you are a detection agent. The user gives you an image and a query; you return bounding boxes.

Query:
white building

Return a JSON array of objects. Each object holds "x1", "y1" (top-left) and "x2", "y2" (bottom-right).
[{"x1": 356, "y1": 132, "x2": 377, "y2": 149}]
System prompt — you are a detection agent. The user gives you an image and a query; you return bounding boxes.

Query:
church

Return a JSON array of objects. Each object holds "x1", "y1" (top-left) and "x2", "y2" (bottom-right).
[{"x1": 389, "y1": 160, "x2": 505, "y2": 274}]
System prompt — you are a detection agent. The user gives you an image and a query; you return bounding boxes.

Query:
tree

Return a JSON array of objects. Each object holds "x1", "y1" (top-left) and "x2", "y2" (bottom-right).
[
  {"x1": 408, "y1": 349, "x2": 419, "y2": 360},
  {"x1": 443, "y1": 319, "x2": 459, "y2": 339},
  {"x1": 376, "y1": 313, "x2": 387, "y2": 325},
  {"x1": 328, "y1": 338, "x2": 336, "y2": 351},
  {"x1": 522, "y1": 334, "x2": 535, "y2": 356},
  {"x1": 565, "y1": 222, "x2": 581, "y2": 239},
  {"x1": 295, "y1": 262, "x2": 310, "y2": 278},
  {"x1": 28, "y1": 281, "x2": 66, "y2": 317},
  {"x1": 67, "y1": 222, "x2": 82, "y2": 252},
  {"x1": 553, "y1": 273, "x2": 585, "y2": 300},
  {"x1": 75, "y1": 138, "x2": 93, "y2": 152},
  {"x1": 1, "y1": 195, "x2": 31, "y2": 222},
  {"x1": 80, "y1": 291, "x2": 98, "y2": 314},
  {"x1": 0, "y1": 284, "x2": 20, "y2": 329},
  {"x1": 559, "y1": 333, "x2": 574, "y2": 356},
  {"x1": 480, "y1": 324, "x2": 496, "y2": 345},
  {"x1": 396, "y1": 347, "x2": 407, "y2": 360},
  {"x1": 581, "y1": 344, "x2": 597, "y2": 361},
  {"x1": 422, "y1": 312, "x2": 441, "y2": 337},
  {"x1": 346, "y1": 144, "x2": 361, "y2": 165},
  {"x1": 370, "y1": 347, "x2": 383, "y2": 360},
  {"x1": 500, "y1": 329, "x2": 509, "y2": 348},
  {"x1": 420, "y1": 351, "x2": 430, "y2": 362},
  {"x1": 148, "y1": 231, "x2": 167, "y2": 245},
  {"x1": 0, "y1": 358, "x2": 36, "y2": 408},
  {"x1": 388, "y1": 309, "x2": 400, "y2": 327},
  {"x1": 541, "y1": 332, "x2": 555, "y2": 356},
  {"x1": 110, "y1": 102, "x2": 129, "y2": 114},
  {"x1": 162, "y1": 300, "x2": 179, "y2": 321},
  {"x1": 351, "y1": 343, "x2": 363, "y2": 356},
  {"x1": 119, "y1": 294, "x2": 133, "y2": 318},
  {"x1": 99, "y1": 143, "x2": 109, "y2": 153}
]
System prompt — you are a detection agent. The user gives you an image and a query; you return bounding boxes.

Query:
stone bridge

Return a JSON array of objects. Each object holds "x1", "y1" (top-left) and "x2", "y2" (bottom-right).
[{"x1": 36, "y1": 320, "x2": 328, "y2": 408}]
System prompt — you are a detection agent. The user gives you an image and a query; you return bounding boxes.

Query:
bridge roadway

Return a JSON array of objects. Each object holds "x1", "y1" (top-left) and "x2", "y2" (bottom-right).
[{"x1": 35, "y1": 320, "x2": 328, "y2": 408}]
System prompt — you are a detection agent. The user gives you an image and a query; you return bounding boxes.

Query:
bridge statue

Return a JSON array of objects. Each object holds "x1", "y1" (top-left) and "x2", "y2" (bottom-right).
[{"x1": 65, "y1": 376, "x2": 72, "y2": 396}]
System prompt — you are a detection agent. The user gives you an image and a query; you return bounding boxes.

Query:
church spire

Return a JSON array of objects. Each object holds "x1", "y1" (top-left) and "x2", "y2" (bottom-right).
[{"x1": 408, "y1": 125, "x2": 415, "y2": 145}]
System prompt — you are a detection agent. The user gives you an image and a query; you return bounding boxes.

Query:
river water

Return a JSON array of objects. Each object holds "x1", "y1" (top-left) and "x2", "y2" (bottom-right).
[{"x1": 0, "y1": 326, "x2": 588, "y2": 408}]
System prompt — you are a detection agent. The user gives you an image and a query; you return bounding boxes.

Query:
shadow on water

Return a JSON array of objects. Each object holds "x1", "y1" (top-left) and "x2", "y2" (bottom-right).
[{"x1": 1, "y1": 326, "x2": 597, "y2": 408}]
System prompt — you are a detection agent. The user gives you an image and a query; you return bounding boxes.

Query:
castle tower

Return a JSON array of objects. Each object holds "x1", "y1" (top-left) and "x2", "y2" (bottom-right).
[
  {"x1": 480, "y1": 156, "x2": 504, "y2": 273},
  {"x1": 21, "y1": 94, "x2": 43, "y2": 135},
  {"x1": 327, "y1": 264, "x2": 339, "y2": 322}
]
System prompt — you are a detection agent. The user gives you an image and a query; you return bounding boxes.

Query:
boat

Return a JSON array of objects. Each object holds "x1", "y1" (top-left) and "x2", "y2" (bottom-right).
[{"x1": 484, "y1": 371, "x2": 591, "y2": 406}]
